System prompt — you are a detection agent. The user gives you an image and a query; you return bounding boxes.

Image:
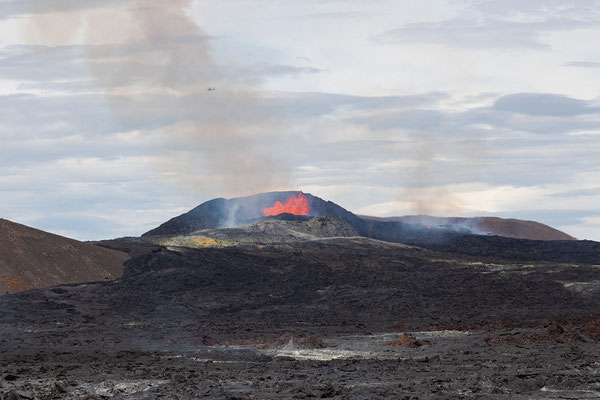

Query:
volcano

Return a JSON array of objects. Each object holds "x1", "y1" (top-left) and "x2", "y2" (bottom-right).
[
  {"x1": 142, "y1": 191, "x2": 358, "y2": 236},
  {"x1": 141, "y1": 191, "x2": 590, "y2": 263}
]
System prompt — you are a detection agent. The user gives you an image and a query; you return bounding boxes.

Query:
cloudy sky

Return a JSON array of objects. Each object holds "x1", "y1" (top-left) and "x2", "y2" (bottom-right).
[{"x1": 1, "y1": 0, "x2": 599, "y2": 240}]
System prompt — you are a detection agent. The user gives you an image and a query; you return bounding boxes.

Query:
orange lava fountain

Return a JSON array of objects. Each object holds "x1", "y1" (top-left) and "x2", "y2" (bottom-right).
[{"x1": 263, "y1": 192, "x2": 310, "y2": 216}]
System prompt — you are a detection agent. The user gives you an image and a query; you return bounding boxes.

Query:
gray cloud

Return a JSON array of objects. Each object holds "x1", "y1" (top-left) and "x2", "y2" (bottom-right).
[
  {"x1": 564, "y1": 61, "x2": 600, "y2": 68},
  {"x1": 374, "y1": 19, "x2": 552, "y2": 48},
  {"x1": 0, "y1": 44, "x2": 325, "y2": 94},
  {"x1": 299, "y1": 91, "x2": 600, "y2": 194},
  {"x1": 0, "y1": 90, "x2": 449, "y2": 153},
  {"x1": 2, "y1": 171, "x2": 183, "y2": 240},
  {"x1": 348, "y1": 109, "x2": 445, "y2": 131},
  {"x1": 0, "y1": 0, "x2": 121, "y2": 20},
  {"x1": 374, "y1": 1, "x2": 598, "y2": 50},
  {"x1": 458, "y1": 108, "x2": 600, "y2": 134},
  {"x1": 0, "y1": 45, "x2": 90, "y2": 82},
  {"x1": 267, "y1": 91, "x2": 448, "y2": 120},
  {"x1": 469, "y1": 0, "x2": 600, "y2": 18},
  {"x1": 293, "y1": 11, "x2": 366, "y2": 20},
  {"x1": 0, "y1": 93, "x2": 119, "y2": 139},
  {"x1": 550, "y1": 187, "x2": 600, "y2": 198},
  {"x1": 337, "y1": 93, "x2": 600, "y2": 137},
  {"x1": 493, "y1": 93, "x2": 599, "y2": 116},
  {"x1": 4, "y1": 89, "x2": 596, "y2": 178},
  {"x1": 240, "y1": 63, "x2": 323, "y2": 82}
]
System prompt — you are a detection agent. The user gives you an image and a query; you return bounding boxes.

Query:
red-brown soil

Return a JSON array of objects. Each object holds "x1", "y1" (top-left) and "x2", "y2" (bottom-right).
[
  {"x1": 0, "y1": 218, "x2": 129, "y2": 294},
  {"x1": 383, "y1": 334, "x2": 430, "y2": 348}
]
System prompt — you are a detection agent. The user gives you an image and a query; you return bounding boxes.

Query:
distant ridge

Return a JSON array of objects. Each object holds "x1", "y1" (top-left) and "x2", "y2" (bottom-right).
[
  {"x1": 361, "y1": 215, "x2": 574, "y2": 241},
  {"x1": 0, "y1": 219, "x2": 129, "y2": 294},
  {"x1": 143, "y1": 191, "x2": 574, "y2": 243}
]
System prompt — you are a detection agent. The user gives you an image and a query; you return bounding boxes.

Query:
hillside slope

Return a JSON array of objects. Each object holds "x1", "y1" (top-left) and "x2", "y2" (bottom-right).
[
  {"x1": 0, "y1": 219, "x2": 129, "y2": 294},
  {"x1": 362, "y1": 215, "x2": 574, "y2": 241},
  {"x1": 142, "y1": 191, "x2": 361, "y2": 236}
]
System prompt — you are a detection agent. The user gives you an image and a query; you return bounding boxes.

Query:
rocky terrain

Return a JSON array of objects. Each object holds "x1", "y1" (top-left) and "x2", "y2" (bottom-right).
[
  {"x1": 0, "y1": 219, "x2": 128, "y2": 294},
  {"x1": 1, "y1": 192, "x2": 599, "y2": 398},
  {"x1": 2, "y1": 233, "x2": 600, "y2": 398},
  {"x1": 146, "y1": 215, "x2": 359, "y2": 248}
]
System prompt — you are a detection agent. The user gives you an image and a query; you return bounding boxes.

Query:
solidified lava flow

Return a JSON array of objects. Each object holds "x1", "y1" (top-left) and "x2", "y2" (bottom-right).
[{"x1": 263, "y1": 192, "x2": 310, "y2": 216}]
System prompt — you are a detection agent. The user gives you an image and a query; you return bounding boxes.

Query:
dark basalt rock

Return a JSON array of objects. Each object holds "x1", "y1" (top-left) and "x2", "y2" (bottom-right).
[{"x1": 1, "y1": 234, "x2": 600, "y2": 398}]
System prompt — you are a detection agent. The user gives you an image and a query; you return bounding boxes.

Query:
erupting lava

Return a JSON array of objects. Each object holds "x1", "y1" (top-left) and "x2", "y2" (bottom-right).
[{"x1": 263, "y1": 192, "x2": 310, "y2": 216}]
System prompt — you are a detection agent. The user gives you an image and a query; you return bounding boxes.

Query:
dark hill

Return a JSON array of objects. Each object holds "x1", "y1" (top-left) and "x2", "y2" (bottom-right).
[
  {"x1": 363, "y1": 215, "x2": 574, "y2": 241},
  {"x1": 0, "y1": 218, "x2": 129, "y2": 294},
  {"x1": 141, "y1": 191, "x2": 445, "y2": 243},
  {"x1": 142, "y1": 192, "x2": 591, "y2": 258},
  {"x1": 142, "y1": 191, "x2": 360, "y2": 236}
]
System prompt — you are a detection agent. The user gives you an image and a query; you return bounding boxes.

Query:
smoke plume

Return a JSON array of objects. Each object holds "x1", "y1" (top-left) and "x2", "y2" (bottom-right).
[
  {"x1": 400, "y1": 130, "x2": 464, "y2": 216},
  {"x1": 24, "y1": 0, "x2": 290, "y2": 197}
]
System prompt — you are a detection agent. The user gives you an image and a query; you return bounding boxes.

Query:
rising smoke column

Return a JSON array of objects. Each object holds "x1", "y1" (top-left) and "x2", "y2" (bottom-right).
[
  {"x1": 24, "y1": 0, "x2": 290, "y2": 197},
  {"x1": 401, "y1": 130, "x2": 464, "y2": 216}
]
